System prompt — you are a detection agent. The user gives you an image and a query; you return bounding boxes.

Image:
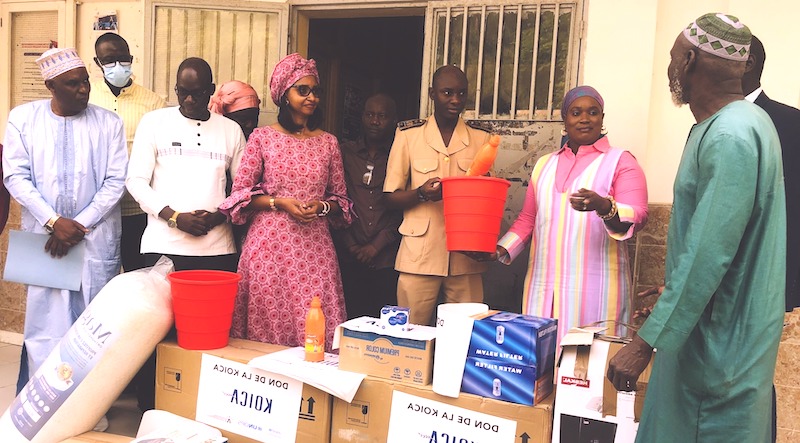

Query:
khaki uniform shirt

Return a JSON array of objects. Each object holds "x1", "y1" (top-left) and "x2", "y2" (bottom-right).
[{"x1": 384, "y1": 114, "x2": 491, "y2": 276}]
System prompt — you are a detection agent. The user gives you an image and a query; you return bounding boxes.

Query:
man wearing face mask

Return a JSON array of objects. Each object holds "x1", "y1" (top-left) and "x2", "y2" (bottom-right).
[{"x1": 89, "y1": 32, "x2": 166, "y2": 273}]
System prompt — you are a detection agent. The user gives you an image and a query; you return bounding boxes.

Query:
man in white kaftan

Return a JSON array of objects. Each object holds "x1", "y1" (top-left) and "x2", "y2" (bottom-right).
[{"x1": 2, "y1": 48, "x2": 127, "y2": 383}]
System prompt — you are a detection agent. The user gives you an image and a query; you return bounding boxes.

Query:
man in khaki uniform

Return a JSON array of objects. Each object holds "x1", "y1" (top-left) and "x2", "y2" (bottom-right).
[{"x1": 384, "y1": 65, "x2": 491, "y2": 325}]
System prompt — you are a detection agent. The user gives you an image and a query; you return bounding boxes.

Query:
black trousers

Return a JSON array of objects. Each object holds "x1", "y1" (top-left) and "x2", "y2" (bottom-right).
[
  {"x1": 121, "y1": 213, "x2": 148, "y2": 271},
  {"x1": 773, "y1": 384, "x2": 777, "y2": 443},
  {"x1": 143, "y1": 253, "x2": 239, "y2": 273},
  {"x1": 136, "y1": 252, "x2": 239, "y2": 411},
  {"x1": 339, "y1": 259, "x2": 399, "y2": 319}
]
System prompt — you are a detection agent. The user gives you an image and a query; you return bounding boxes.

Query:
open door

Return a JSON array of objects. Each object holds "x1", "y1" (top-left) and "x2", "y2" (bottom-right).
[
  {"x1": 306, "y1": 15, "x2": 424, "y2": 138},
  {"x1": 144, "y1": 0, "x2": 289, "y2": 126},
  {"x1": 293, "y1": 5, "x2": 426, "y2": 139}
]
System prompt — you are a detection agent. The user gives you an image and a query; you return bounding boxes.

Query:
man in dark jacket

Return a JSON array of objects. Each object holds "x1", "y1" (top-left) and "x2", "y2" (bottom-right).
[
  {"x1": 742, "y1": 35, "x2": 800, "y2": 313},
  {"x1": 741, "y1": 34, "x2": 800, "y2": 443}
]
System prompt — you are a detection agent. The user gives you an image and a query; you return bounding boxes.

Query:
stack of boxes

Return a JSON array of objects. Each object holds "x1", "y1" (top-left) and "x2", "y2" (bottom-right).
[{"x1": 150, "y1": 308, "x2": 559, "y2": 443}]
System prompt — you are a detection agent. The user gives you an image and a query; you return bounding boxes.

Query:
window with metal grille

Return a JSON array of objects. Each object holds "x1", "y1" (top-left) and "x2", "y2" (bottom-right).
[{"x1": 429, "y1": 1, "x2": 582, "y2": 121}]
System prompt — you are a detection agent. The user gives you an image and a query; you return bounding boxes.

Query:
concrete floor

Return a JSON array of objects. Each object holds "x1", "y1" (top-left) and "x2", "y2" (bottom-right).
[{"x1": 0, "y1": 342, "x2": 142, "y2": 437}]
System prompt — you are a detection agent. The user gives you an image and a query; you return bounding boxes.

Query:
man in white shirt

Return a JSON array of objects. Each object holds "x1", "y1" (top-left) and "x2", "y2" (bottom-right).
[{"x1": 127, "y1": 57, "x2": 245, "y2": 272}]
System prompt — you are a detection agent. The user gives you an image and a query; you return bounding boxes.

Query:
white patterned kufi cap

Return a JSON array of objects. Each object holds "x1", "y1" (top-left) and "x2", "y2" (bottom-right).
[
  {"x1": 683, "y1": 13, "x2": 751, "y2": 61},
  {"x1": 36, "y1": 47, "x2": 86, "y2": 80}
]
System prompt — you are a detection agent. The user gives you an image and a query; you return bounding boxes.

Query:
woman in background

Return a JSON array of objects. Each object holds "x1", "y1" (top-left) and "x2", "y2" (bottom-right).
[
  {"x1": 210, "y1": 80, "x2": 261, "y2": 250},
  {"x1": 209, "y1": 80, "x2": 261, "y2": 140},
  {"x1": 220, "y1": 54, "x2": 351, "y2": 350}
]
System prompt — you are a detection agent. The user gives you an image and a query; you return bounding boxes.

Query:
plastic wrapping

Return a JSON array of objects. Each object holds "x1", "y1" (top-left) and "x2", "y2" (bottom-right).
[{"x1": 0, "y1": 257, "x2": 175, "y2": 442}]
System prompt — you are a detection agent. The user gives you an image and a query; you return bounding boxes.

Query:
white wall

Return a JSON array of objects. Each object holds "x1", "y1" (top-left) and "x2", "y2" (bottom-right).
[
  {"x1": 581, "y1": 0, "x2": 658, "y2": 188},
  {"x1": 75, "y1": 0, "x2": 147, "y2": 85},
  {"x1": 585, "y1": 0, "x2": 800, "y2": 203},
  {"x1": 730, "y1": 0, "x2": 800, "y2": 107}
]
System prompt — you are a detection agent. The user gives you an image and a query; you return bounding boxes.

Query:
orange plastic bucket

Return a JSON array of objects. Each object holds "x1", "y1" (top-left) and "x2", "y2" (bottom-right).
[
  {"x1": 441, "y1": 176, "x2": 510, "y2": 253},
  {"x1": 168, "y1": 270, "x2": 242, "y2": 350}
]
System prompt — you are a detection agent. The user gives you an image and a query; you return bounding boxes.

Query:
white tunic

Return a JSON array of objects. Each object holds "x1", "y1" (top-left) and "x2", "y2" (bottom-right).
[
  {"x1": 126, "y1": 107, "x2": 245, "y2": 256},
  {"x1": 2, "y1": 100, "x2": 127, "y2": 376}
]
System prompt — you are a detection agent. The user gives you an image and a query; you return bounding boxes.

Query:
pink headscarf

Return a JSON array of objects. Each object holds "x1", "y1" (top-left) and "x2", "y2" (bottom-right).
[
  {"x1": 208, "y1": 80, "x2": 261, "y2": 115},
  {"x1": 269, "y1": 53, "x2": 319, "y2": 106}
]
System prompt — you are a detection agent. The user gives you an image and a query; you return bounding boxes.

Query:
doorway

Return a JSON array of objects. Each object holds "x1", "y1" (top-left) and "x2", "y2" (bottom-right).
[{"x1": 307, "y1": 16, "x2": 424, "y2": 140}]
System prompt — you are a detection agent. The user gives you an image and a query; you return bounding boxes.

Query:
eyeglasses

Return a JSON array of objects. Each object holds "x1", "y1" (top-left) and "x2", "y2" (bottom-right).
[
  {"x1": 174, "y1": 86, "x2": 211, "y2": 100},
  {"x1": 96, "y1": 57, "x2": 133, "y2": 69},
  {"x1": 291, "y1": 85, "x2": 324, "y2": 98},
  {"x1": 362, "y1": 162, "x2": 375, "y2": 186}
]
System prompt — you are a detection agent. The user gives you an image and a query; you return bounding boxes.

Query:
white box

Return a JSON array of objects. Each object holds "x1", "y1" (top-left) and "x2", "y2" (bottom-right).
[
  {"x1": 379, "y1": 306, "x2": 410, "y2": 332},
  {"x1": 551, "y1": 328, "x2": 653, "y2": 443}
]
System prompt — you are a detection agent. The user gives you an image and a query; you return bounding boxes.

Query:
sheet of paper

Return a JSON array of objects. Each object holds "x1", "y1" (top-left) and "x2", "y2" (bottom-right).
[
  {"x1": 196, "y1": 354, "x2": 302, "y2": 443},
  {"x1": 560, "y1": 326, "x2": 608, "y2": 347},
  {"x1": 386, "y1": 391, "x2": 517, "y2": 443},
  {"x1": 3, "y1": 230, "x2": 85, "y2": 291},
  {"x1": 248, "y1": 347, "x2": 366, "y2": 403},
  {"x1": 432, "y1": 303, "x2": 489, "y2": 397}
]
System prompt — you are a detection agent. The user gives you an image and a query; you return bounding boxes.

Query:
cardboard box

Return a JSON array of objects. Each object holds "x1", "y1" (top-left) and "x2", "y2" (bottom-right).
[
  {"x1": 156, "y1": 339, "x2": 332, "y2": 443},
  {"x1": 330, "y1": 376, "x2": 554, "y2": 443},
  {"x1": 335, "y1": 317, "x2": 436, "y2": 385},
  {"x1": 60, "y1": 432, "x2": 132, "y2": 442},
  {"x1": 551, "y1": 328, "x2": 653, "y2": 443},
  {"x1": 461, "y1": 311, "x2": 557, "y2": 405}
]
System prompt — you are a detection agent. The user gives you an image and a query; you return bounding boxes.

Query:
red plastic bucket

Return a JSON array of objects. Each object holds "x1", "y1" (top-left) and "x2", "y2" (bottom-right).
[
  {"x1": 168, "y1": 270, "x2": 242, "y2": 350},
  {"x1": 441, "y1": 176, "x2": 511, "y2": 253}
]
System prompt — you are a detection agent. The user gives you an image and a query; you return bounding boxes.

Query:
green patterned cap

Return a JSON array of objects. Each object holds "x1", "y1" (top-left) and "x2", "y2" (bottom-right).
[{"x1": 683, "y1": 13, "x2": 751, "y2": 61}]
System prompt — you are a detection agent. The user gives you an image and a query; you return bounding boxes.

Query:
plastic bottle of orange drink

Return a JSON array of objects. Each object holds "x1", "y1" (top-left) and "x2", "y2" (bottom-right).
[
  {"x1": 466, "y1": 134, "x2": 502, "y2": 176},
  {"x1": 305, "y1": 295, "x2": 325, "y2": 362}
]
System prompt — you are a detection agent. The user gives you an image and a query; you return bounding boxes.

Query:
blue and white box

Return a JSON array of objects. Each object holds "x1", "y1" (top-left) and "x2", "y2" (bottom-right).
[
  {"x1": 379, "y1": 305, "x2": 410, "y2": 332},
  {"x1": 467, "y1": 311, "x2": 557, "y2": 368},
  {"x1": 460, "y1": 311, "x2": 557, "y2": 405}
]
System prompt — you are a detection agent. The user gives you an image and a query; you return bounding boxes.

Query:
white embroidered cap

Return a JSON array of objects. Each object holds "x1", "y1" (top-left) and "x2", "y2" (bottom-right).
[{"x1": 36, "y1": 47, "x2": 86, "y2": 80}]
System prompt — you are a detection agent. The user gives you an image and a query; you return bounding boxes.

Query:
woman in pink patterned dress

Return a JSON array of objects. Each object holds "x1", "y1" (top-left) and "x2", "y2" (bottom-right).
[{"x1": 220, "y1": 53, "x2": 351, "y2": 350}]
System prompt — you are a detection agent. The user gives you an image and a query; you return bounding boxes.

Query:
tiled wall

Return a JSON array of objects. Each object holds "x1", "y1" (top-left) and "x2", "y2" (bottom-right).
[
  {"x1": 631, "y1": 203, "x2": 799, "y2": 442},
  {"x1": 0, "y1": 201, "x2": 797, "y2": 440},
  {"x1": 0, "y1": 201, "x2": 24, "y2": 333},
  {"x1": 630, "y1": 204, "x2": 670, "y2": 318},
  {"x1": 775, "y1": 307, "x2": 800, "y2": 440}
]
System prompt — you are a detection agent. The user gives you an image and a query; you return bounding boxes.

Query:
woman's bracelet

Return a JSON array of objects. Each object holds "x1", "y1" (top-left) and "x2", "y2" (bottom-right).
[
  {"x1": 269, "y1": 197, "x2": 277, "y2": 211},
  {"x1": 318, "y1": 200, "x2": 331, "y2": 217},
  {"x1": 598, "y1": 195, "x2": 618, "y2": 221}
]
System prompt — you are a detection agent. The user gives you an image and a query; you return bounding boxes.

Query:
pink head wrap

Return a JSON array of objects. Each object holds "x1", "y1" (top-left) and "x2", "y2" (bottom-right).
[
  {"x1": 208, "y1": 80, "x2": 261, "y2": 115},
  {"x1": 269, "y1": 53, "x2": 319, "y2": 106}
]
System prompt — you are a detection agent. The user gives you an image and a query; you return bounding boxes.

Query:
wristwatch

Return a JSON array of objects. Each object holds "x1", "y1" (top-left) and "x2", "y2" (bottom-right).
[
  {"x1": 44, "y1": 215, "x2": 61, "y2": 234},
  {"x1": 167, "y1": 211, "x2": 180, "y2": 228}
]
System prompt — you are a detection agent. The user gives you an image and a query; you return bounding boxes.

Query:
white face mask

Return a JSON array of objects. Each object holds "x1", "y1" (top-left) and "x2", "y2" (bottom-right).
[{"x1": 103, "y1": 62, "x2": 133, "y2": 88}]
